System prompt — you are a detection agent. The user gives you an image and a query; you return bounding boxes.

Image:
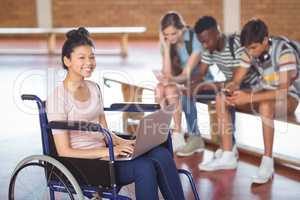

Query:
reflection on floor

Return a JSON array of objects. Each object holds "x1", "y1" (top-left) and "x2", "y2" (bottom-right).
[{"x1": 0, "y1": 38, "x2": 299, "y2": 199}]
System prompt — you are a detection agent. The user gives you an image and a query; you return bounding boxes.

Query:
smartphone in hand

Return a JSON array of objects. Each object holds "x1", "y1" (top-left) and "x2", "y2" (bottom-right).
[
  {"x1": 152, "y1": 70, "x2": 163, "y2": 80},
  {"x1": 222, "y1": 88, "x2": 233, "y2": 97}
]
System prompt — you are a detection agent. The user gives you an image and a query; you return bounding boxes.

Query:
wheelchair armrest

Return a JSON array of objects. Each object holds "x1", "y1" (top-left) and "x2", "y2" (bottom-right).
[
  {"x1": 48, "y1": 121, "x2": 104, "y2": 132},
  {"x1": 104, "y1": 102, "x2": 160, "y2": 112},
  {"x1": 48, "y1": 121, "x2": 135, "y2": 139},
  {"x1": 48, "y1": 120, "x2": 115, "y2": 161}
]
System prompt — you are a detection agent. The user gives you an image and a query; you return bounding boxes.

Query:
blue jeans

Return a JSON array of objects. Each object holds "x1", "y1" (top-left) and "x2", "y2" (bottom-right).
[
  {"x1": 181, "y1": 95, "x2": 200, "y2": 136},
  {"x1": 184, "y1": 88, "x2": 237, "y2": 144},
  {"x1": 115, "y1": 146, "x2": 185, "y2": 200},
  {"x1": 181, "y1": 70, "x2": 214, "y2": 136}
]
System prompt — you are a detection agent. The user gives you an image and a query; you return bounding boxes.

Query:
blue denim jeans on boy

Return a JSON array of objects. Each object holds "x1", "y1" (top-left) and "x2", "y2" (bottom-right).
[
  {"x1": 182, "y1": 86, "x2": 237, "y2": 144},
  {"x1": 181, "y1": 95, "x2": 201, "y2": 136},
  {"x1": 181, "y1": 70, "x2": 214, "y2": 136}
]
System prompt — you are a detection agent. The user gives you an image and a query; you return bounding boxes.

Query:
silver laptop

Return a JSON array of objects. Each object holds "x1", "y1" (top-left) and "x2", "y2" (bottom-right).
[{"x1": 115, "y1": 104, "x2": 174, "y2": 161}]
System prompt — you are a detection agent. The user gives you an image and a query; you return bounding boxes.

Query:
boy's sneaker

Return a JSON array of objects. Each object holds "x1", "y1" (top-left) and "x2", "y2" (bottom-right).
[
  {"x1": 252, "y1": 156, "x2": 274, "y2": 184},
  {"x1": 171, "y1": 132, "x2": 186, "y2": 152},
  {"x1": 176, "y1": 135, "x2": 205, "y2": 157},
  {"x1": 214, "y1": 144, "x2": 239, "y2": 159},
  {"x1": 198, "y1": 151, "x2": 238, "y2": 171}
]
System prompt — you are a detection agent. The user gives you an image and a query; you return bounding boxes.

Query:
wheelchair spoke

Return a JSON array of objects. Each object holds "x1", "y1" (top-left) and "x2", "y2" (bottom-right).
[
  {"x1": 9, "y1": 161, "x2": 78, "y2": 200},
  {"x1": 13, "y1": 163, "x2": 50, "y2": 199}
]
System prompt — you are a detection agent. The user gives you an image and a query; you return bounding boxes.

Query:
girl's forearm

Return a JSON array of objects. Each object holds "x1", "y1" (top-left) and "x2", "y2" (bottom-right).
[
  {"x1": 58, "y1": 147, "x2": 109, "y2": 159},
  {"x1": 162, "y1": 47, "x2": 172, "y2": 75}
]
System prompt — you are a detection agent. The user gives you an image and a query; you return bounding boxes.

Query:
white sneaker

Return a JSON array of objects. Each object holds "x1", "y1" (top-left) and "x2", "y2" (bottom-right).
[
  {"x1": 214, "y1": 148, "x2": 223, "y2": 159},
  {"x1": 176, "y1": 135, "x2": 205, "y2": 157},
  {"x1": 214, "y1": 144, "x2": 239, "y2": 159},
  {"x1": 198, "y1": 151, "x2": 238, "y2": 171},
  {"x1": 252, "y1": 156, "x2": 274, "y2": 184},
  {"x1": 171, "y1": 132, "x2": 186, "y2": 152}
]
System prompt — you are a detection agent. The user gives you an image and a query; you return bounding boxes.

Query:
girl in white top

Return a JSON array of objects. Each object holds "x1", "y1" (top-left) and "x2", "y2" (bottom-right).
[
  {"x1": 47, "y1": 28, "x2": 134, "y2": 158},
  {"x1": 46, "y1": 27, "x2": 185, "y2": 200}
]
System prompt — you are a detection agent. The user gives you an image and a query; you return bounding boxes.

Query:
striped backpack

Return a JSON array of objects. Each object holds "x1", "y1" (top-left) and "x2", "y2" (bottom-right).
[{"x1": 271, "y1": 36, "x2": 300, "y2": 92}]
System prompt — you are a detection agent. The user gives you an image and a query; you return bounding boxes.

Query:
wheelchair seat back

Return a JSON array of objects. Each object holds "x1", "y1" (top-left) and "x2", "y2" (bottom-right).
[{"x1": 38, "y1": 101, "x2": 117, "y2": 188}]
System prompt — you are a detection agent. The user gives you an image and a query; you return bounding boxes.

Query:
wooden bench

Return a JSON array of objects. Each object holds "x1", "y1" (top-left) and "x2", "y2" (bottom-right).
[
  {"x1": 103, "y1": 73, "x2": 300, "y2": 127},
  {"x1": 102, "y1": 71, "x2": 300, "y2": 167},
  {"x1": 0, "y1": 27, "x2": 146, "y2": 57},
  {"x1": 103, "y1": 76, "x2": 155, "y2": 133}
]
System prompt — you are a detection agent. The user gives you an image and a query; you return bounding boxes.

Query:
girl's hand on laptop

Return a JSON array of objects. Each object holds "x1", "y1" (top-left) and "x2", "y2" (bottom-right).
[
  {"x1": 114, "y1": 144, "x2": 134, "y2": 157},
  {"x1": 115, "y1": 135, "x2": 136, "y2": 146},
  {"x1": 119, "y1": 138, "x2": 136, "y2": 147},
  {"x1": 126, "y1": 139, "x2": 136, "y2": 146}
]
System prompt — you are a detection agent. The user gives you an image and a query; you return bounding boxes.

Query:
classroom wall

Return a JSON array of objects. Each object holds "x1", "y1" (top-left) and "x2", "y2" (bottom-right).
[
  {"x1": 0, "y1": 0, "x2": 37, "y2": 27},
  {"x1": 51, "y1": 0, "x2": 223, "y2": 38},
  {"x1": 241, "y1": 0, "x2": 300, "y2": 41},
  {"x1": 1, "y1": 0, "x2": 300, "y2": 40}
]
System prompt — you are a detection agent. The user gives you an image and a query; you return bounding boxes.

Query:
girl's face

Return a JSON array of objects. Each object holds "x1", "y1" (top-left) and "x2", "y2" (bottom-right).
[
  {"x1": 162, "y1": 26, "x2": 183, "y2": 44},
  {"x1": 64, "y1": 45, "x2": 96, "y2": 78}
]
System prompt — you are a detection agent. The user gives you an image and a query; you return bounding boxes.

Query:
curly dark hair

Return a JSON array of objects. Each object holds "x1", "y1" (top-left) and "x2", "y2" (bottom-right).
[
  {"x1": 194, "y1": 16, "x2": 217, "y2": 34},
  {"x1": 61, "y1": 27, "x2": 94, "y2": 70}
]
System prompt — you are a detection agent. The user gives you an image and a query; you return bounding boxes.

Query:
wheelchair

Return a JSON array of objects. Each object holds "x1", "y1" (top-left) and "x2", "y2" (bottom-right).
[{"x1": 8, "y1": 94, "x2": 200, "y2": 200}]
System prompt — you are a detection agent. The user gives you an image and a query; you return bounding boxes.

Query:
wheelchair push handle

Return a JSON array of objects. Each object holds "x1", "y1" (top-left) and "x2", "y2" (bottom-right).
[{"x1": 21, "y1": 94, "x2": 38, "y2": 101}]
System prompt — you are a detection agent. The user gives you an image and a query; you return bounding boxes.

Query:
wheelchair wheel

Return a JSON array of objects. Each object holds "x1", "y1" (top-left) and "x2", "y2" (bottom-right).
[{"x1": 8, "y1": 155, "x2": 85, "y2": 200}]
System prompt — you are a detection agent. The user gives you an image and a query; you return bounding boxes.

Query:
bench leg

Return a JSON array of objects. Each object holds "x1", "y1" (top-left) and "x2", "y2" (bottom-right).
[
  {"x1": 120, "y1": 33, "x2": 128, "y2": 58},
  {"x1": 208, "y1": 102, "x2": 219, "y2": 144},
  {"x1": 121, "y1": 84, "x2": 144, "y2": 134},
  {"x1": 48, "y1": 33, "x2": 56, "y2": 55}
]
